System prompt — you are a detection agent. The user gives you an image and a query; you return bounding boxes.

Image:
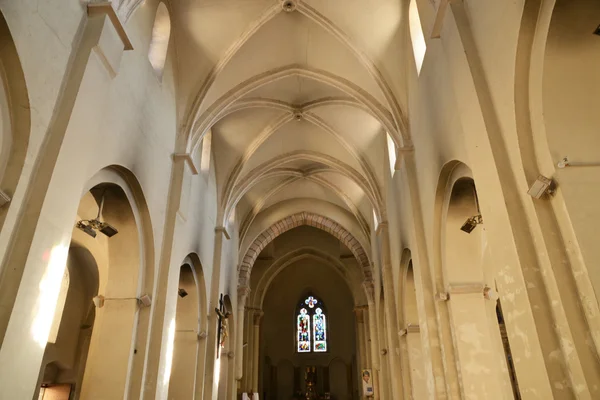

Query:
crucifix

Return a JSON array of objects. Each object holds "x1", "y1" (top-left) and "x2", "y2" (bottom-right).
[{"x1": 215, "y1": 293, "x2": 231, "y2": 358}]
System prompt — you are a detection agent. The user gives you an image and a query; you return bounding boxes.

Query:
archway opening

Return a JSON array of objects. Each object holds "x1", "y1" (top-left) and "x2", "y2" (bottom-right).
[
  {"x1": 34, "y1": 180, "x2": 148, "y2": 400},
  {"x1": 443, "y1": 176, "x2": 520, "y2": 398},
  {"x1": 252, "y1": 227, "x2": 359, "y2": 400},
  {"x1": 35, "y1": 245, "x2": 99, "y2": 400},
  {"x1": 168, "y1": 262, "x2": 204, "y2": 399}
]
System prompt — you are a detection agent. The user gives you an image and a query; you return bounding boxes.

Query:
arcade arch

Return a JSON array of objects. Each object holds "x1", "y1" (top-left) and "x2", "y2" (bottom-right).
[{"x1": 167, "y1": 254, "x2": 208, "y2": 400}]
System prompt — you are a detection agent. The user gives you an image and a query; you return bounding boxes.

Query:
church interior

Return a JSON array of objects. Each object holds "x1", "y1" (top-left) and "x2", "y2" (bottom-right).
[{"x1": 0, "y1": 0, "x2": 599, "y2": 399}]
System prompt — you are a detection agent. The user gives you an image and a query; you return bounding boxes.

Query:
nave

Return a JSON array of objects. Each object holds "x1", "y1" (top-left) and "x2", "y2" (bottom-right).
[{"x1": 0, "y1": 0, "x2": 599, "y2": 399}]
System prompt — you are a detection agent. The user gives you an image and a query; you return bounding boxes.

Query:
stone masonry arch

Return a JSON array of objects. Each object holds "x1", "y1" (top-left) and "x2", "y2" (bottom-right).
[{"x1": 238, "y1": 212, "x2": 371, "y2": 287}]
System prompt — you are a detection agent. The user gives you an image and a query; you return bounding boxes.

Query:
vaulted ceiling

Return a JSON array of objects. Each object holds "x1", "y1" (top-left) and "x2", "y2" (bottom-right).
[{"x1": 171, "y1": 0, "x2": 410, "y2": 242}]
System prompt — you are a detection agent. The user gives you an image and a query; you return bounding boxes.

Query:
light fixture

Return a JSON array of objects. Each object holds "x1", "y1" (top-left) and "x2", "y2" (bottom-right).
[
  {"x1": 92, "y1": 295, "x2": 105, "y2": 308},
  {"x1": 0, "y1": 190, "x2": 10, "y2": 208},
  {"x1": 76, "y1": 192, "x2": 119, "y2": 238},
  {"x1": 178, "y1": 288, "x2": 188, "y2": 298},
  {"x1": 460, "y1": 215, "x2": 483, "y2": 234},
  {"x1": 138, "y1": 294, "x2": 152, "y2": 307},
  {"x1": 527, "y1": 175, "x2": 554, "y2": 199}
]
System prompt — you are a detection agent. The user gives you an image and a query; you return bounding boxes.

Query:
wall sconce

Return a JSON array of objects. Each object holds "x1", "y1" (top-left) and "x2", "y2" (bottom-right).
[
  {"x1": 138, "y1": 294, "x2": 152, "y2": 308},
  {"x1": 460, "y1": 215, "x2": 483, "y2": 234},
  {"x1": 178, "y1": 288, "x2": 188, "y2": 298},
  {"x1": 76, "y1": 192, "x2": 118, "y2": 238},
  {"x1": 527, "y1": 175, "x2": 554, "y2": 199}
]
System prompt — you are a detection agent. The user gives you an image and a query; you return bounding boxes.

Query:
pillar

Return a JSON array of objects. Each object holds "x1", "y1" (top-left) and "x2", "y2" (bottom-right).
[
  {"x1": 236, "y1": 286, "x2": 250, "y2": 383},
  {"x1": 202, "y1": 227, "x2": 229, "y2": 400},
  {"x1": 445, "y1": 284, "x2": 504, "y2": 399},
  {"x1": 377, "y1": 222, "x2": 404, "y2": 399},
  {"x1": 79, "y1": 298, "x2": 139, "y2": 399},
  {"x1": 400, "y1": 325, "x2": 427, "y2": 400},
  {"x1": 252, "y1": 310, "x2": 263, "y2": 393},
  {"x1": 195, "y1": 330, "x2": 208, "y2": 399},
  {"x1": 354, "y1": 306, "x2": 368, "y2": 399},
  {"x1": 402, "y1": 152, "x2": 456, "y2": 398},
  {"x1": 363, "y1": 281, "x2": 381, "y2": 400}
]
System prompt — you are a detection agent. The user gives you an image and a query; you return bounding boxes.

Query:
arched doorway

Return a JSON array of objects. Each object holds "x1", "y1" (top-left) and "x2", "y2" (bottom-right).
[
  {"x1": 254, "y1": 227, "x2": 360, "y2": 400},
  {"x1": 442, "y1": 175, "x2": 518, "y2": 398},
  {"x1": 35, "y1": 246, "x2": 99, "y2": 400},
  {"x1": 34, "y1": 166, "x2": 154, "y2": 400},
  {"x1": 168, "y1": 255, "x2": 207, "y2": 399},
  {"x1": 0, "y1": 10, "x2": 31, "y2": 233}
]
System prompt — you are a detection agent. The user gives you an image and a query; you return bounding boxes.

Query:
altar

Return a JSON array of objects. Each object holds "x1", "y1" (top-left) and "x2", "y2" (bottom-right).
[{"x1": 291, "y1": 366, "x2": 331, "y2": 400}]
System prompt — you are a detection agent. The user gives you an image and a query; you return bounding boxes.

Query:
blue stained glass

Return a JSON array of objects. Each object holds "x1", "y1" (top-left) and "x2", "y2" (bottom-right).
[
  {"x1": 313, "y1": 307, "x2": 327, "y2": 352},
  {"x1": 297, "y1": 308, "x2": 311, "y2": 352}
]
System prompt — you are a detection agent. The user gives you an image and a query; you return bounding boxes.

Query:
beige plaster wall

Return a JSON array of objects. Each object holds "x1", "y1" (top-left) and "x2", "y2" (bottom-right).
[{"x1": 0, "y1": 2, "x2": 224, "y2": 398}]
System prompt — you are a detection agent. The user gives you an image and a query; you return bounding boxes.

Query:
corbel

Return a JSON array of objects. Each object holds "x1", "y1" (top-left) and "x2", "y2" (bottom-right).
[
  {"x1": 215, "y1": 226, "x2": 231, "y2": 240},
  {"x1": 172, "y1": 153, "x2": 199, "y2": 175},
  {"x1": 87, "y1": 2, "x2": 133, "y2": 50},
  {"x1": 447, "y1": 283, "x2": 485, "y2": 295}
]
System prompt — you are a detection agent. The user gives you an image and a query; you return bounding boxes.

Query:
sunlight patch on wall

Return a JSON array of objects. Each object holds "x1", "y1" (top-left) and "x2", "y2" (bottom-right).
[
  {"x1": 31, "y1": 244, "x2": 69, "y2": 348},
  {"x1": 163, "y1": 318, "x2": 176, "y2": 386}
]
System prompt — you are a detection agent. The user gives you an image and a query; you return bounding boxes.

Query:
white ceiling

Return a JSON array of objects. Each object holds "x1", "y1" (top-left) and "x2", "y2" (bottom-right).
[{"x1": 171, "y1": 0, "x2": 410, "y2": 241}]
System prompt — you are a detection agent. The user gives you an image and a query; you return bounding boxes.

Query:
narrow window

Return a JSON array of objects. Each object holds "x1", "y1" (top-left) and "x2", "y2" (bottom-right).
[
  {"x1": 386, "y1": 132, "x2": 396, "y2": 175},
  {"x1": 148, "y1": 3, "x2": 171, "y2": 78},
  {"x1": 200, "y1": 131, "x2": 212, "y2": 175},
  {"x1": 409, "y1": 0, "x2": 427, "y2": 74}
]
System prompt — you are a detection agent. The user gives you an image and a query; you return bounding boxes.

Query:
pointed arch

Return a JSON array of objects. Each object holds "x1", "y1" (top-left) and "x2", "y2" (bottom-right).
[{"x1": 238, "y1": 211, "x2": 372, "y2": 288}]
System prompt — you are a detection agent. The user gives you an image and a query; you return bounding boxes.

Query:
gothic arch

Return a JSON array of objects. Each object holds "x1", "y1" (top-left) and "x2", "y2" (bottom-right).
[
  {"x1": 0, "y1": 11, "x2": 31, "y2": 233},
  {"x1": 238, "y1": 212, "x2": 372, "y2": 288},
  {"x1": 248, "y1": 247, "x2": 367, "y2": 310}
]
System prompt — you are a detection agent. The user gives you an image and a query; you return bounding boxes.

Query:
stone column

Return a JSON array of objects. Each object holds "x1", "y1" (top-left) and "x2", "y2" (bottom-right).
[
  {"x1": 377, "y1": 222, "x2": 404, "y2": 399},
  {"x1": 354, "y1": 306, "x2": 368, "y2": 398},
  {"x1": 446, "y1": 284, "x2": 504, "y2": 399},
  {"x1": 363, "y1": 281, "x2": 381, "y2": 400},
  {"x1": 236, "y1": 286, "x2": 250, "y2": 383},
  {"x1": 244, "y1": 308, "x2": 255, "y2": 392},
  {"x1": 400, "y1": 325, "x2": 427, "y2": 400},
  {"x1": 252, "y1": 310, "x2": 264, "y2": 393},
  {"x1": 202, "y1": 227, "x2": 229, "y2": 400},
  {"x1": 402, "y1": 152, "x2": 456, "y2": 398},
  {"x1": 194, "y1": 330, "x2": 208, "y2": 399}
]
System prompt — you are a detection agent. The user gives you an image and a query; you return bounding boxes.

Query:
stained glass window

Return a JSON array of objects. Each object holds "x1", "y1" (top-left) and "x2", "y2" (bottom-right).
[
  {"x1": 297, "y1": 308, "x2": 311, "y2": 352},
  {"x1": 296, "y1": 295, "x2": 328, "y2": 353}
]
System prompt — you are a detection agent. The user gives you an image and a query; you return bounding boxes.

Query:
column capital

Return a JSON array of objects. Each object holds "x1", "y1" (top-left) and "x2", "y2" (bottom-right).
[
  {"x1": 375, "y1": 220, "x2": 389, "y2": 236},
  {"x1": 237, "y1": 285, "x2": 251, "y2": 305},
  {"x1": 252, "y1": 310, "x2": 264, "y2": 325},
  {"x1": 362, "y1": 280, "x2": 376, "y2": 303},
  {"x1": 354, "y1": 306, "x2": 367, "y2": 322}
]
